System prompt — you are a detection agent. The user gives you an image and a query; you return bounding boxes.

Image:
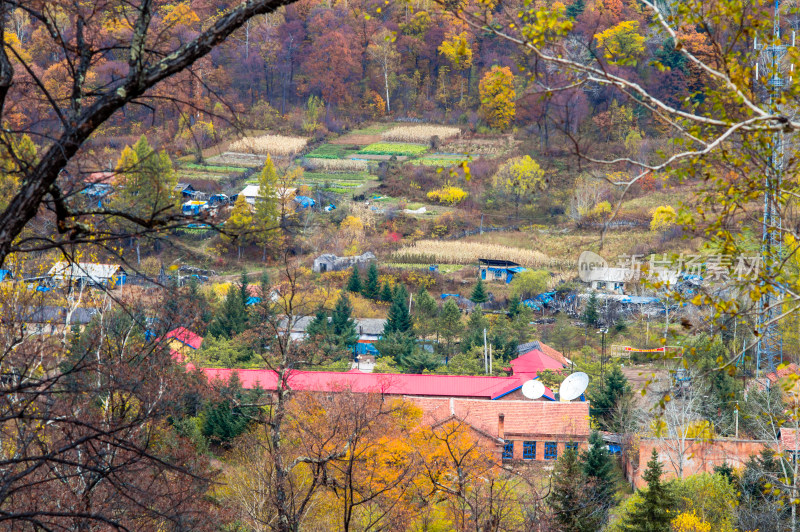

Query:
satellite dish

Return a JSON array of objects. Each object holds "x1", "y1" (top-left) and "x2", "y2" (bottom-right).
[
  {"x1": 559, "y1": 372, "x2": 589, "y2": 402},
  {"x1": 521, "y1": 379, "x2": 546, "y2": 400}
]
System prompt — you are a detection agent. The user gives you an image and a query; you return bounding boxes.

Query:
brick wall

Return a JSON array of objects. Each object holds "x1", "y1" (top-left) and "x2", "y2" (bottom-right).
[{"x1": 629, "y1": 438, "x2": 775, "y2": 488}]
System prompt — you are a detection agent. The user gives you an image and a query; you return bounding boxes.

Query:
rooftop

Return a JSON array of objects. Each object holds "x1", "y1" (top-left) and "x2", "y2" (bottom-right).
[
  {"x1": 164, "y1": 327, "x2": 204, "y2": 350},
  {"x1": 202, "y1": 368, "x2": 528, "y2": 400},
  {"x1": 408, "y1": 396, "x2": 591, "y2": 439}
]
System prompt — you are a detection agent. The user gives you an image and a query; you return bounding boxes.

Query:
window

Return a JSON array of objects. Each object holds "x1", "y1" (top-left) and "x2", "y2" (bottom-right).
[
  {"x1": 502, "y1": 441, "x2": 514, "y2": 460},
  {"x1": 544, "y1": 442, "x2": 558, "y2": 460},
  {"x1": 523, "y1": 441, "x2": 536, "y2": 460},
  {"x1": 565, "y1": 442, "x2": 579, "y2": 452}
]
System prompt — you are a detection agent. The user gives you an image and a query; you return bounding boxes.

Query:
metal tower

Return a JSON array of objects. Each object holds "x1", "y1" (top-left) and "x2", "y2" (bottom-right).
[{"x1": 755, "y1": 0, "x2": 790, "y2": 377}]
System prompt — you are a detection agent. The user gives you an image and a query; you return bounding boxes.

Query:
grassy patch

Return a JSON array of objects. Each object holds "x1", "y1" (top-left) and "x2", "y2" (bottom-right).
[
  {"x1": 359, "y1": 142, "x2": 428, "y2": 156},
  {"x1": 302, "y1": 172, "x2": 370, "y2": 182},
  {"x1": 351, "y1": 123, "x2": 394, "y2": 135},
  {"x1": 620, "y1": 190, "x2": 686, "y2": 214},
  {"x1": 184, "y1": 163, "x2": 248, "y2": 173},
  {"x1": 306, "y1": 144, "x2": 351, "y2": 159}
]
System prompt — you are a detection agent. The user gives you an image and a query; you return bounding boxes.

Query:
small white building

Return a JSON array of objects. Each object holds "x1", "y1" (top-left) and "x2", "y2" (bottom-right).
[
  {"x1": 48, "y1": 262, "x2": 127, "y2": 288},
  {"x1": 239, "y1": 185, "x2": 298, "y2": 206},
  {"x1": 586, "y1": 267, "x2": 629, "y2": 294}
]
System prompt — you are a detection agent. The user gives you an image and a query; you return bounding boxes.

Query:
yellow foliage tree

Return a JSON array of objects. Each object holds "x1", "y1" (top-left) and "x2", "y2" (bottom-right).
[
  {"x1": 493, "y1": 155, "x2": 547, "y2": 218},
  {"x1": 479, "y1": 65, "x2": 516, "y2": 131},
  {"x1": 650, "y1": 205, "x2": 677, "y2": 232},
  {"x1": 438, "y1": 31, "x2": 473, "y2": 104},
  {"x1": 595, "y1": 20, "x2": 646, "y2": 66}
]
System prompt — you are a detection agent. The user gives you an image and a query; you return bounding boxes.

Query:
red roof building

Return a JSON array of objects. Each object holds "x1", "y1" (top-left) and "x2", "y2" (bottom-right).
[
  {"x1": 408, "y1": 396, "x2": 590, "y2": 461},
  {"x1": 164, "y1": 327, "x2": 204, "y2": 350},
  {"x1": 85, "y1": 171, "x2": 119, "y2": 185},
  {"x1": 202, "y1": 368, "x2": 542, "y2": 400}
]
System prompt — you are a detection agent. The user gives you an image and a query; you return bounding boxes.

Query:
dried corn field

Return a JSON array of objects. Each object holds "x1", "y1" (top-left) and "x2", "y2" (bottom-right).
[
  {"x1": 302, "y1": 158, "x2": 369, "y2": 172},
  {"x1": 381, "y1": 125, "x2": 461, "y2": 143},
  {"x1": 392, "y1": 240, "x2": 568, "y2": 269},
  {"x1": 228, "y1": 134, "x2": 308, "y2": 155}
]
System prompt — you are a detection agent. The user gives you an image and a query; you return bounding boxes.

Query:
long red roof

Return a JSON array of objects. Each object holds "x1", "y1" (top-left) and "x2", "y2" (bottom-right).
[{"x1": 202, "y1": 368, "x2": 531, "y2": 400}]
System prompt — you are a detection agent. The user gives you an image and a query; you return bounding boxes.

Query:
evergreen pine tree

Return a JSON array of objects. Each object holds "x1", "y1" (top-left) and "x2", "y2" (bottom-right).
[
  {"x1": 549, "y1": 447, "x2": 595, "y2": 532},
  {"x1": 470, "y1": 277, "x2": 488, "y2": 304},
  {"x1": 346, "y1": 266, "x2": 362, "y2": 293},
  {"x1": 362, "y1": 262, "x2": 380, "y2": 299},
  {"x1": 621, "y1": 449, "x2": 676, "y2": 532},
  {"x1": 384, "y1": 285, "x2": 413, "y2": 335},
  {"x1": 331, "y1": 292, "x2": 358, "y2": 351},
  {"x1": 589, "y1": 365, "x2": 631, "y2": 431},
  {"x1": 507, "y1": 294, "x2": 521, "y2": 318},
  {"x1": 565, "y1": 0, "x2": 585, "y2": 18},
  {"x1": 380, "y1": 282, "x2": 394, "y2": 302},
  {"x1": 413, "y1": 287, "x2": 439, "y2": 340},
  {"x1": 583, "y1": 292, "x2": 599, "y2": 327},
  {"x1": 461, "y1": 306, "x2": 489, "y2": 353},
  {"x1": 306, "y1": 307, "x2": 330, "y2": 338},
  {"x1": 208, "y1": 278, "x2": 249, "y2": 339},
  {"x1": 582, "y1": 430, "x2": 616, "y2": 527},
  {"x1": 437, "y1": 299, "x2": 463, "y2": 364}
]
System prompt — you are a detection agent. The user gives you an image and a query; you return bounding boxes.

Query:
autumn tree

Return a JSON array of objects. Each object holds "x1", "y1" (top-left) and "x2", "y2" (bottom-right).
[
  {"x1": 437, "y1": 298, "x2": 463, "y2": 363},
  {"x1": 595, "y1": 20, "x2": 646, "y2": 66},
  {"x1": 367, "y1": 28, "x2": 399, "y2": 113},
  {"x1": 225, "y1": 195, "x2": 255, "y2": 260},
  {"x1": 479, "y1": 65, "x2": 516, "y2": 130},
  {"x1": 493, "y1": 155, "x2": 547, "y2": 218},
  {"x1": 438, "y1": 31, "x2": 474, "y2": 105},
  {"x1": 255, "y1": 154, "x2": 282, "y2": 261}
]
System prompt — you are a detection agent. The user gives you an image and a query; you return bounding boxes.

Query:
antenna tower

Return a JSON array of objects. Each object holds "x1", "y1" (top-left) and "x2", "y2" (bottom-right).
[{"x1": 754, "y1": 0, "x2": 791, "y2": 376}]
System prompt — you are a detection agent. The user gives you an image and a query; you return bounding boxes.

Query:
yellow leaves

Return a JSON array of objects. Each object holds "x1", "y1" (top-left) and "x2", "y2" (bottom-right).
[
  {"x1": 161, "y1": 2, "x2": 200, "y2": 27},
  {"x1": 671, "y1": 511, "x2": 712, "y2": 532},
  {"x1": 427, "y1": 184, "x2": 468, "y2": 205},
  {"x1": 479, "y1": 65, "x2": 516, "y2": 131},
  {"x1": 595, "y1": 20, "x2": 645, "y2": 66},
  {"x1": 494, "y1": 155, "x2": 546, "y2": 196},
  {"x1": 650, "y1": 205, "x2": 677, "y2": 232},
  {"x1": 438, "y1": 31, "x2": 473, "y2": 71}
]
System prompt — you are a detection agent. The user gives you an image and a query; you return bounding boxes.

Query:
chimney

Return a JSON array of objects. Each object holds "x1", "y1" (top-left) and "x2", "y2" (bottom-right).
[{"x1": 498, "y1": 413, "x2": 505, "y2": 440}]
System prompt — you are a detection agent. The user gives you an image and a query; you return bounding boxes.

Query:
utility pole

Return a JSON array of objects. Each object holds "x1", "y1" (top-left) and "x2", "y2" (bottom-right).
[{"x1": 483, "y1": 328, "x2": 488, "y2": 374}]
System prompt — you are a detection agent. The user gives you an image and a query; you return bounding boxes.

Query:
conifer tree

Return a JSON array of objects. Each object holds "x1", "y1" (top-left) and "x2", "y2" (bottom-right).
[
  {"x1": 590, "y1": 365, "x2": 631, "y2": 431},
  {"x1": 380, "y1": 282, "x2": 394, "y2": 302},
  {"x1": 460, "y1": 306, "x2": 489, "y2": 353},
  {"x1": 346, "y1": 266, "x2": 362, "y2": 293},
  {"x1": 362, "y1": 262, "x2": 380, "y2": 300},
  {"x1": 331, "y1": 292, "x2": 358, "y2": 352},
  {"x1": 470, "y1": 277, "x2": 488, "y2": 304},
  {"x1": 208, "y1": 276, "x2": 249, "y2": 339},
  {"x1": 437, "y1": 299, "x2": 463, "y2": 364},
  {"x1": 549, "y1": 447, "x2": 595, "y2": 531},
  {"x1": 583, "y1": 291, "x2": 600, "y2": 327},
  {"x1": 385, "y1": 285, "x2": 413, "y2": 335},
  {"x1": 582, "y1": 430, "x2": 617, "y2": 527},
  {"x1": 413, "y1": 287, "x2": 439, "y2": 341},
  {"x1": 225, "y1": 195, "x2": 254, "y2": 261},
  {"x1": 507, "y1": 294, "x2": 521, "y2": 318},
  {"x1": 621, "y1": 449, "x2": 676, "y2": 532}
]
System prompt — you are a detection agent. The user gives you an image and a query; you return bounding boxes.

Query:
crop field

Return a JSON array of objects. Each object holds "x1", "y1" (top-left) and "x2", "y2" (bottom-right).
[
  {"x1": 442, "y1": 138, "x2": 515, "y2": 158},
  {"x1": 227, "y1": 134, "x2": 307, "y2": 155},
  {"x1": 381, "y1": 125, "x2": 461, "y2": 143},
  {"x1": 407, "y1": 154, "x2": 466, "y2": 167},
  {"x1": 392, "y1": 240, "x2": 562, "y2": 269},
  {"x1": 386, "y1": 263, "x2": 465, "y2": 274},
  {"x1": 358, "y1": 142, "x2": 428, "y2": 156},
  {"x1": 302, "y1": 158, "x2": 369, "y2": 173},
  {"x1": 183, "y1": 163, "x2": 248, "y2": 173},
  {"x1": 206, "y1": 152, "x2": 268, "y2": 167},
  {"x1": 302, "y1": 172, "x2": 369, "y2": 182}
]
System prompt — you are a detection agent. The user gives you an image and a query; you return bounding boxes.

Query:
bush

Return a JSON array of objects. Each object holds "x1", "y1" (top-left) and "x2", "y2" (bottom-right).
[
  {"x1": 427, "y1": 185, "x2": 468, "y2": 205},
  {"x1": 650, "y1": 205, "x2": 677, "y2": 232},
  {"x1": 510, "y1": 270, "x2": 551, "y2": 299}
]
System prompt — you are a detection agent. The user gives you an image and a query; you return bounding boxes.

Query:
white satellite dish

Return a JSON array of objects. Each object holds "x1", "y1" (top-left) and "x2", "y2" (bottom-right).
[
  {"x1": 521, "y1": 379, "x2": 546, "y2": 400},
  {"x1": 559, "y1": 372, "x2": 589, "y2": 402}
]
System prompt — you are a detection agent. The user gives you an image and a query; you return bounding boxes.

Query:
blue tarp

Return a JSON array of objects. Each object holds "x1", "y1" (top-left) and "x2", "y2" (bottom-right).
[
  {"x1": 246, "y1": 297, "x2": 262, "y2": 306},
  {"x1": 0, "y1": 270, "x2": 11, "y2": 282},
  {"x1": 441, "y1": 293, "x2": 460, "y2": 299},
  {"x1": 294, "y1": 195, "x2": 316, "y2": 208}
]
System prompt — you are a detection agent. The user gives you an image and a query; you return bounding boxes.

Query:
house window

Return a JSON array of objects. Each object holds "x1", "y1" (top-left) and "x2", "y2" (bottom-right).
[
  {"x1": 502, "y1": 441, "x2": 514, "y2": 460},
  {"x1": 565, "y1": 442, "x2": 579, "y2": 452},
  {"x1": 544, "y1": 442, "x2": 558, "y2": 460},
  {"x1": 523, "y1": 441, "x2": 536, "y2": 460}
]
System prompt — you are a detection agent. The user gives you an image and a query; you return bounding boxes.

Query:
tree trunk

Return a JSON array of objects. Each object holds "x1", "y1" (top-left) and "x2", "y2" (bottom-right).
[{"x1": 384, "y1": 63, "x2": 391, "y2": 113}]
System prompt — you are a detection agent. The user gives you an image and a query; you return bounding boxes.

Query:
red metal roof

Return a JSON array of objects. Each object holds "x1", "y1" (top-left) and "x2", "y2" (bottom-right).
[
  {"x1": 538, "y1": 341, "x2": 570, "y2": 366},
  {"x1": 767, "y1": 363, "x2": 800, "y2": 384},
  {"x1": 510, "y1": 348, "x2": 565, "y2": 375},
  {"x1": 85, "y1": 171, "x2": 119, "y2": 185},
  {"x1": 407, "y1": 397, "x2": 590, "y2": 439},
  {"x1": 201, "y1": 368, "x2": 526, "y2": 399},
  {"x1": 164, "y1": 327, "x2": 203, "y2": 350}
]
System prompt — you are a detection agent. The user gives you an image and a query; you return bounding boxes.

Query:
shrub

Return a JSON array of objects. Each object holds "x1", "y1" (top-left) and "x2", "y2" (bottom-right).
[
  {"x1": 427, "y1": 185, "x2": 468, "y2": 205},
  {"x1": 650, "y1": 205, "x2": 677, "y2": 232}
]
